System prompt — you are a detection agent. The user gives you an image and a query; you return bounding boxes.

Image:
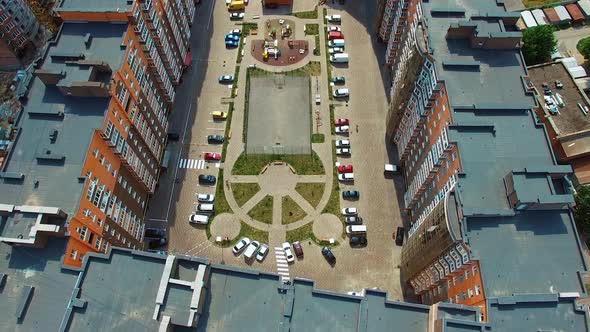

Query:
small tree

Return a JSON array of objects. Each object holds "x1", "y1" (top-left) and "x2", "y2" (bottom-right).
[
  {"x1": 574, "y1": 185, "x2": 590, "y2": 232},
  {"x1": 522, "y1": 25, "x2": 557, "y2": 65},
  {"x1": 577, "y1": 37, "x2": 590, "y2": 60}
]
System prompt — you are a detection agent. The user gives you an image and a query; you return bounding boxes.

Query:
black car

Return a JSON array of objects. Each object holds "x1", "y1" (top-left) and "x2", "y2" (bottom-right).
[
  {"x1": 167, "y1": 132, "x2": 180, "y2": 141},
  {"x1": 395, "y1": 227, "x2": 404, "y2": 246},
  {"x1": 331, "y1": 76, "x2": 345, "y2": 85},
  {"x1": 144, "y1": 228, "x2": 166, "y2": 239},
  {"x1": 350, "y1": 236, "x2": 367, "y2": 247},
  {"x1": 207, "y1": 135, "x2": 225, "y2": 144},
  {"x1": 199, "y1": 174, "x2": 216, "y2": 185},
  {"x1": 148, "y1": 237, "x2": 167, "y2": 249},
  {"x1": 321, "y1": 246, "x2": 336, "y2": 264}
]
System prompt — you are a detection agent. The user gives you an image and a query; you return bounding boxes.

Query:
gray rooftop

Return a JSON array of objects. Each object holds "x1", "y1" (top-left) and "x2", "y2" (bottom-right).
[
  {"x1": 55, "y1": 0, "x2": 133, "y2": 12},
  {"x1": 423, "y1": 0, "x2": 589, "y2": 323},
  {"x1": 0, "y1": 22, "x2": 126, "y2": 223}
]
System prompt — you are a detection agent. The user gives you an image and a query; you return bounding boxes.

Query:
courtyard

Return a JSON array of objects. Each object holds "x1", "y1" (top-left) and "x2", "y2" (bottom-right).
[{"x1": 149, "y1": 0, "x2": 405, "y2": 298}]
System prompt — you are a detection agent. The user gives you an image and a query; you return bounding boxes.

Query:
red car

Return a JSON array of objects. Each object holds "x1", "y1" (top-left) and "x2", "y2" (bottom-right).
[
  {"x1": 328, "y1": 31, "x2": 344, "y2": 40},
  {"x1": 334, "y1": 118, "x2": 349, "y2": 126},
  {"x1": 204, "y1": 152, "x2": 221, "y2": 161},
  {"x1": 337, "y1": 164, "x2": 353, "y2": 173}
]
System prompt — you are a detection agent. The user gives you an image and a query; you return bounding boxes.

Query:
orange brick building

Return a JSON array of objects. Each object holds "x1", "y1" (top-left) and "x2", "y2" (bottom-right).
[{"x1": 0, "y1": 0, "x2": 195, "y2": 267}]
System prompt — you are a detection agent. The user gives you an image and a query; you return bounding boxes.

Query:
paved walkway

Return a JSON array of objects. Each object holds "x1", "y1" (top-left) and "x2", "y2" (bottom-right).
[{"x1": 218, "y1": 5, "x2": 342, "y2": 250}]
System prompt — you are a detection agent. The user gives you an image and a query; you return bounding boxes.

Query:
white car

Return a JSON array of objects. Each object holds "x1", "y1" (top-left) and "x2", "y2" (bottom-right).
[
  {"x1": 197, "y1": 194, "x2": 215, "y2": 203},
  {"x1": 338, "y1": 173, "x2": 354, "y2": 181},
  {"x1": 336, "y1": 147, "x2": 351, "y2": 155},
  {"x1": 282, "y1": 242, "x2": 295, "y2": 263},
  {"x1": 325, "y1": 14, "x2": 342, "y2": 22},
  {"x1": 326, "y1": 26, "x2": 342, "y2": 32},
  {"x1": 342, "y1": 207, "x2": 358, "y2": 216},
  {"x1": 230, "y1": 12, "x2": 245, "y2": 20},
  {"x1": 328, "y1": 47, "x2": 344, "y2": 54},
  {"x1": 335, "y1": 126, "x2": 349, "y2": 134},
  {"x1": 188, "y1": 214, "x2": 209, "y2": 225},
  {"x1": 256, "y1": 244, "x2": 269, "y2": 262},
  {"x1": 335, "y1": 139, "x2": 350, "y2": 148},
  {"x1": 226, "y1": 0, "x2": 231, "y2": 4},
  {"x1": 229, "y1": 28, "x2": 242, "y2": 36},
  {"x1": 232, "y1": 237, "x2": 251, "y2": 254},
  {"x1": 333, "y1": 88, "x2": 349, "y2": 98},
  {"x1": 243, "y1": 241, "x2": 260, "y2": 259}
]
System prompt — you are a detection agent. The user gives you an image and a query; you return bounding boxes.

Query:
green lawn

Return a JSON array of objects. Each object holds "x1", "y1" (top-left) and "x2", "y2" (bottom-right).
[
  {"x1": 295, "y1": 183, "x2": 325, "y2": 208},
  {"x1": 314, "y1": 35, "x2": 321, "y2": 56},
  {"x1": 286, "y1": 222, "x2": 314, "y2": 243},
  {"x1": 233, "y1": 151, "x2": 325, "y2": 175},
  {"x1": 282, "y1": 196, "x2": 307, "y2": 224},
  {"x1": 322, "y1": 145, "x2": 342, "y2": 221},
  {"x1": 206, "y1": 169, "x2": 232, "y2": 239},
  {"x1": 522, "y1": 0, "x2": 562, "y2": 8},
  {"x1": 293, "y1": 8, "x2": 318, "y2": 19},
  {"x1": 238, "y1": 221, "x2": 269, "y2": 243},
  {"x1": 247, "y1": 195, "x2": 274, "y2": 224},
  {"x1": 311, "y1": 133, "x2": 324, "y2": 143},
  {"x1": 231, "y1": 183, "x2": 261, "y2": 206},
  {"x1": 305, "y1": 23, "x2": 319, "y2": 35}
]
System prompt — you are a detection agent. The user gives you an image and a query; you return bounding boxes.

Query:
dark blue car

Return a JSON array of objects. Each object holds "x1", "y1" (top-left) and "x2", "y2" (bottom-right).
[
  {"x1": 225, "y1": 34, "x2": 240, "y2": 42},
  {"x1": 226, "y1": 40, "x2": 239, "y2": 48}
]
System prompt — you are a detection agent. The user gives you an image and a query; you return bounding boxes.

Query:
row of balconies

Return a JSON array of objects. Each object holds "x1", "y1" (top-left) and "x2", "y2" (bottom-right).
[{"x1": 410, "y1": 243, "x2": 470, "y2": 293}]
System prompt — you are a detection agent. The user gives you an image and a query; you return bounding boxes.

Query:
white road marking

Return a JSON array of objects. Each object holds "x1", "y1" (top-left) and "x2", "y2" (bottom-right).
[
  {"x1": 274, "y1": 247, "x2": 291, "y2": 280},
  {"x1": 178, "y1": 159, "x2": 207, "y2": 169}
]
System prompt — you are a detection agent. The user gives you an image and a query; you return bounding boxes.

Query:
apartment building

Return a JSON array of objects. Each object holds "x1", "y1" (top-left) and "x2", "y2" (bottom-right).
[
  {"x1": 378, "y1": 0, "x2": 588, "y2": 322},
  {"x1": 0, "y1": 0, "x2": 44, "y2": 68},
  {"x1": 0, "y1": 0, "x2": 195, "y2": 268}
]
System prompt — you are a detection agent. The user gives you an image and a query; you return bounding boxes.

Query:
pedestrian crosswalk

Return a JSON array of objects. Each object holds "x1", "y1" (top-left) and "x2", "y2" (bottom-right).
[
  {"x1": 178, "y1": 159, "x2": 206, "y2": 169},
  {"x1": 275, "y1": 247, "x2": 290, "y2": 282}
]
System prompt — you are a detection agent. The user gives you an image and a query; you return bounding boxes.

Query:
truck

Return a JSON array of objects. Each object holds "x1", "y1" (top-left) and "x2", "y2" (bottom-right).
[{"x1": 329, "y1": 53, "x2": 349, "y2": 63}]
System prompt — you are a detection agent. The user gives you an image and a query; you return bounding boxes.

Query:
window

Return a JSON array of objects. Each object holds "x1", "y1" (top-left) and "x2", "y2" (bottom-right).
[
  {"x1": 448, "y1": 280, "x2": 452, "y2": 289},
  {"x1": 458, "y1": 275, "x2": 463, "y2": 283},
  {"x1": 468, "y1": 288, "x2": 473, "y2": 298},
  {"x1": 79, "y1": 226, "x2": 88, "y2": 241},
  {"x1": 105, "y1": 224, "x2": 109, "y2": 232},
  {"x1": 93, "y1": 148, "x2": 99, "y2": 158},
  {"x1": 461, "y1": 292, "x2": 466, "y2": 301},
  {"x1": 70, "y1": 250, "x2": 78, "y2": 259},
  {"x1": 452, "y1": 277, "x2": 457, "y2": 286},
  {"x1": 475, "y1": 285, "x2": 481, "y2": 295},
  {"x1": 94, "y1": 237, "x2": 102, "y2": 250},
  {"x1": 472, "y1": 265, "x2": 477, "y2": 276},
  {"x1": 465, "y1": 270, "x2": 469, "y2": 279},
  {"x1": 99, "y1": 155, "x2": 105, "y2": 165},
  {"x1": 455, "y1": 295, "x2": 459, "y2": 303}
]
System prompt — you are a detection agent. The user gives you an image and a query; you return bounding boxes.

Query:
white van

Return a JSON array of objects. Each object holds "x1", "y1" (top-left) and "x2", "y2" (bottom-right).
[
  {"x1": 197, "y1": 203, "x2": 214, "y2": 214},
  {"x1": 330, "y1": 53, "x2": 349, "y2": 63},
  {"x1": 243, "y1": 241, "x2": 260, "y2": 260},
  {"x1": 189, "y1": 214, "x2": 209, "y2": 225},
  {"x1": 346, "y1": 225, "x2": 367, "y2": 235},
  {"x1": 328, "y1": 39, "x2": 345, "y2": 48}
]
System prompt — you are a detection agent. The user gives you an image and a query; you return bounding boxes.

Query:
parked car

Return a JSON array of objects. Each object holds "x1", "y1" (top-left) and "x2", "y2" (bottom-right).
[
  {"x1": 328, "y1": 31, "x2": 344, "y2": 40},
  {"x1": 196, "y1": 203, "x2": 214, "y2": 214},
  {"x1": 333, "y1": 88, "x2": 349, "y2": 98},
  {"x1": 224, "y1": 34, "x2": 240, "y2": 42},
  {"x1": 292, "y1": 241, "x2": 304, "y2": 258},
  {"x1": 321, "y1": 246, "x2": 336, "y2": 264},
  {"x1": 218, "y1": 75, "x2": 234, "y2": 83},
  {"x1": 167, "y1": 132, "x2": 180, "y2": 141},
  {"x1": 189, "y1": 214, "x2": 209, "y2": 225},
  {"x1": 345, "y1": 216, "x2": 362, "y2": 224},
  {"x1": 335, "y1": 126, "x2": 349, "y2": 134},
  {"x1": 334, "y1": 118, "x2": 349, "y2": 126},
  {"x1": 328, "y1": 47, "x2": 344, "y2": 54},
  {"x1": 229, "y1": 28, "x2": 242, "y2": 36},
  {"x1": 204, "y1": 152, "x2": 221, "y2": 161},
  {"x1": 199, "y1": 174, "x2": 216, "y2": 185},
  {"x1": 207, "y1": 135, "x2": 225, "y2": 144},
  {"x1": 148, "y1": 237, "x2": 167, "y2": 249},
  {"x1": 225, "y1": 0, "x2": 231, "y2": 4},
  {"x1": 338, "y1": 173, "x2": 354, "y2": 181},
  {"x1": 282, "y1": 242, "x2": 295, "y2": 263},
  {"x1": 337, "y1": 164, "x2": 353, "y2": 173},
  {"x1": 230, "y1": 12, "x2": 245, "y2": 20},
  {"x1": 342, "y1": 190, "x2": 359, "y2": 199},
  {"x1": 325, "y1": 14, "x2": 342, "y2": 22},
  {"x1": 335, "y1": 139, "x2": 350, "y2": 148},
  {"x1": 256, "y1": 243, "x2": 269, "y2": 262},
  {"x1": 197, "y1": 194, "x2": 215, "y2": 203},
  {"x1": 342, "y1": 207, "x2": 358, "y2": 216},
  {"x1": 211, "y1": 111, "x2": 228, "y2": 119},
  {"x1": 384, "y1": 164, "x2": 400, "y2": 175},
  {"x1": 350, "y1": 236, "x2": 367, "y2": 247},
  {"x1": 232, "y1": 237, "x2": 251, "y2": 254},
  {"x1": 395, "y1": 227, "x2": 404, "y2": 246},
  {"x1": 336, "y1": 148, "x2": 351, "y2": 156},
  {"x1": 144, "y1": 228, "x2": 166, "y2": 238},
  {"x1": 326, "y1": 26, "x2": 342, "y2": 32},
  {"x1": 225, "y1": 40, "x2": 239, "y2": 48},
  {"x1": 243, "y1": 241, "x2": 261, "y2": 260},
  {"x1": 331, "y1": 76, "x2": 346, "y2": 85}
]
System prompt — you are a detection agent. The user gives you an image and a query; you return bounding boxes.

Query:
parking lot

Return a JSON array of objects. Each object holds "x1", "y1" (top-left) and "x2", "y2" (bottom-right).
[{"x1": 146, "y1": 0, "x2": 406, "y2": 298}]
